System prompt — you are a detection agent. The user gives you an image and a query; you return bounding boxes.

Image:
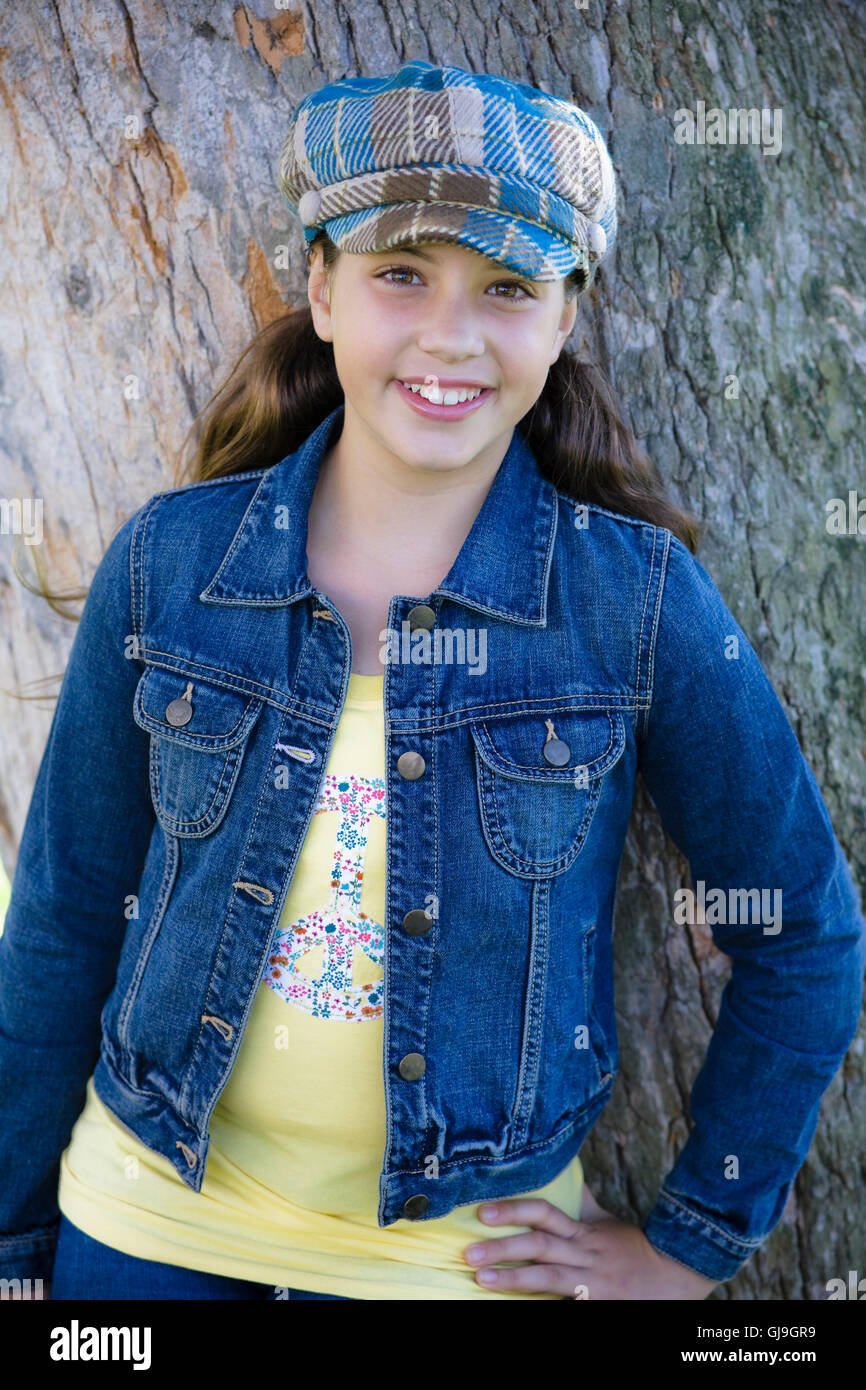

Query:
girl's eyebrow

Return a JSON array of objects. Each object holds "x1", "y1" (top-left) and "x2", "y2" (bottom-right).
[
  {"x1": 370, "y1": 245, "x2": 540, "y2": 279},
  {"x1": 380, "y1": 245, "x2": 437, "y2": 262}
]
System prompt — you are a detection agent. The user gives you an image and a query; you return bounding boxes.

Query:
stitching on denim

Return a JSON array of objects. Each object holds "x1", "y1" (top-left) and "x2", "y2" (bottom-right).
[
  {"x1": 655, "y1": 1189, "x2": 765, "y2": 1252},
  {"x1": 635, "y1": 524, "x2": 656, "y2": 713},
  {"x1": 429, "y1": 588, "x2": 547, "y2": 626},
  {"x1": 0, "y1": 1224, "x2": 60, "y2": 1252},
  {"x1": 640, "y1": 529, "x2": 670, "y2": 742},
  {"x1": 142, "y1": 654, "x2": 283, "y2": 705},
  {"x1": 117, "y1": 825, "x2": 179, "y2": 1051},
  {"x1": 510, "y1": 878, "x2": 550, "y2": 1149},
  {"x1": 152, "y1": 740, "x2": 241, "y2": 833},
  {"x1": 143, "y1": 468, "x2": 269, "y2": 505},
  {"x1": 476, "y1": 709, "x2": 618, "y2": 776},
  {"x1": 536, "y1": 480, "x2": 559, "y2": 624},
  {"x1": 426, "y1": 695, "x2": 648, "y2": 733},
  {"x1": 202, "y1": 468, "x2": 272, "y2": 593},
  {"x1": 131, "y1": 496, "x2": 163, "y2": 659},
  {"x1": 138, "y1": 659, "x2": 649, "y2": 728},
  {"x1": 581, "y1": 925, "x2": 613, "y2": 1085},
  {"x1": 137, "y1": 496, "x2": 161, "y2": 642},
  {"x1": 476, "y1": 747, "x2": 600, "y2": 873},
  {"x1": 387, "y1": 1091, "x2": 609, "y2": 1179},
  {"x1": 142, "y1": 671, "x2": 260, "y2": 745},
  {"x1": 553, "y1": 491, "x2": 660, "y2": 535}
]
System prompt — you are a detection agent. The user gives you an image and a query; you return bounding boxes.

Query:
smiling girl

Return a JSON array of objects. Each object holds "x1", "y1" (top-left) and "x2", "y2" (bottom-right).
[
  {"x1": 4, "y1": 61, "x2": 862, "y2": 1304},
  {"x1": 283, "y1": 227, "x2": 717, "y2": 1301}
]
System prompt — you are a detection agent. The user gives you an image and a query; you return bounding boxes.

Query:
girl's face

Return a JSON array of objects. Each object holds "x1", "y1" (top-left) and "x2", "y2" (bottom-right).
[{"x1": 307, "y1": 239, "x2": 578, "y2": 474}]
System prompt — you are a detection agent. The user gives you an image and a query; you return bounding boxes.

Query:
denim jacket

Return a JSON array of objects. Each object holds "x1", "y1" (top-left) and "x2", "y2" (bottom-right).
[{"x1": 1, "y1": 403, "x2": 864, "y2": 1286}]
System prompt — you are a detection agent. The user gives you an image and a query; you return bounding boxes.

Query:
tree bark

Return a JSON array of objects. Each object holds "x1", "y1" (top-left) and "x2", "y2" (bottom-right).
[{"x1": 0, "y1": 0, "x2": 863, "y2": 1301}]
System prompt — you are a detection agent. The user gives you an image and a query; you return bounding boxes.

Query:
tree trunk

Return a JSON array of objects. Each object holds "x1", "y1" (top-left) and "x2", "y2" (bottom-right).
[{"x1": 0, "y1": 0, "x2": 863, "y2": 1301}]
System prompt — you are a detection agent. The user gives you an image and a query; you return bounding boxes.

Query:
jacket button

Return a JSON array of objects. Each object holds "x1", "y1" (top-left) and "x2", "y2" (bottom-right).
[
  {"x1": 165, "y1": 697, "x2": 193, "y2": 727},
  {"x1": 398, "y1": 1052, "x2": 426, "y2": 1080},
  {"x1": 402, "y1": 1193, "x2": 430, "y2": 1218},
  {"x1": 402, "y1": 909, "x2": 434, "y2": 936},
  {"x1": 407, "y1": 603, "x2": 435, "y2": 630},
  {"x1": 397, "y1": 750, "x2": 426, "y2": 779},
  {"x1": 543, "y1": 737, "x2": 570, "y2": 766}
]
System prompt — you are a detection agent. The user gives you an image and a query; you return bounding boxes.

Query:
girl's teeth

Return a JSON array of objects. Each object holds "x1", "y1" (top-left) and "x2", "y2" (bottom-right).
[{"x1": 402, "y1": 382, "x2": 484, "y2": 405}]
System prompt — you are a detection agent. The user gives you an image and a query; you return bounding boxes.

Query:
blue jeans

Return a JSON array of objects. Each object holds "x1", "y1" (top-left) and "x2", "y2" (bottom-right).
[{"x1": 51, "y1": 1212, "x2": 355, "y2": 1299}]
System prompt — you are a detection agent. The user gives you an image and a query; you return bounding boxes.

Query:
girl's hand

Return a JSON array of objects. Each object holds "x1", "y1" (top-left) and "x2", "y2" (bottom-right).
[{"x1": 463, "y1": 1190, "x2": 718, "y2": 1300}]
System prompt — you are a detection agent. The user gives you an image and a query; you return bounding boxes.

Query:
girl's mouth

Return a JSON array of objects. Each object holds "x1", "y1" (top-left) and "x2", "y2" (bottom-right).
[{"x1": 394, "y1": 380, "x2": 494, "y2": 421}]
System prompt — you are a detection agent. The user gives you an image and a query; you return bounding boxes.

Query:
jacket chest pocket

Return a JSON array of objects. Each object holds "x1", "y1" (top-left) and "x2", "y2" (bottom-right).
[
  {"x1": 469, "y1": 706, "x2": 626, "y2": 878},
  {"x1": 132, "y1": 666, "x2": 265, "y2": 837}
]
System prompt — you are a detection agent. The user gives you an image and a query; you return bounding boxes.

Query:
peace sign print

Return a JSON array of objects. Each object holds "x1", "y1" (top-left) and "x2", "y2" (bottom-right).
[{"x1": 263, "y1": 772, "x2": 387, "y2": 1021}]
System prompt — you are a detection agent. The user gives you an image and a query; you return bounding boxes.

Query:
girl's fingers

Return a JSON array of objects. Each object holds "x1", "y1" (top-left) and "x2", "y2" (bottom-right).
[
  {"x1": 473, "y1": 1260, "x2": 588, "y2": 1297},
  {"x1": 476, "y1": 1196, "x2": 581, "y2": 1240},
  {"x1": 466, "y1": 1228, "x2": 589, "y2": 1270}
]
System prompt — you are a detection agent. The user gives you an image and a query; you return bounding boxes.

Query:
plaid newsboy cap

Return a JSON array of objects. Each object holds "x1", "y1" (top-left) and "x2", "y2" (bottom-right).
[{"x1": 277, "y1": 60, "x2": 617, "y2": 291}]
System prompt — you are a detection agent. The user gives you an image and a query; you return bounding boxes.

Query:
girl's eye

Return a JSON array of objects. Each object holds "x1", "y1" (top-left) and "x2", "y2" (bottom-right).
[
  {"x1": 489, "y1": 280, "x2": 535, "y2": 301},
  {"x1": 376, "y1": 266, "x2": 422, "y2": 288},
  {"x1": 374, "y1": 266, "x2": 535, "y2": 300}
]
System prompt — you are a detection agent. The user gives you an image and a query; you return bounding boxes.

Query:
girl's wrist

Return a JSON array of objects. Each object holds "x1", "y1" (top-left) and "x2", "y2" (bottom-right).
[{"x1": 648, "y1": 1243, "x2": 718, "y2": 1297}]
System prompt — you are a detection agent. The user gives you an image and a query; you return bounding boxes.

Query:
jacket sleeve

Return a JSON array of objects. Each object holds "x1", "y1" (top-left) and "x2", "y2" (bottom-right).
[
  {"x1": 0, "y1": 506, "x2": 155, "y2": 1282},
  {"x1": 636, "y1": 531, "x2": 866, "y2": 1285}
]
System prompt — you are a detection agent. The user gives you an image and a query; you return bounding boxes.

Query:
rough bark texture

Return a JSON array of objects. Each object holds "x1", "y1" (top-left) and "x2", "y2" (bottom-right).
[{"x1": 0, "y1": 1, "x2": 863, "y2": 1301}]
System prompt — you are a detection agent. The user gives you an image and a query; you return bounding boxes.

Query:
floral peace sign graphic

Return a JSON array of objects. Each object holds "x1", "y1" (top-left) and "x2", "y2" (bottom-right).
[{"x1": 263, "y1": 773, "x2": 387, "y2": 1021}]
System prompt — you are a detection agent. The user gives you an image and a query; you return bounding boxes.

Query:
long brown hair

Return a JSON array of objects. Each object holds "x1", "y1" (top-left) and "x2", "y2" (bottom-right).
[{"x1": 7, "y1": 229, "x2": 701, "y2": 703}]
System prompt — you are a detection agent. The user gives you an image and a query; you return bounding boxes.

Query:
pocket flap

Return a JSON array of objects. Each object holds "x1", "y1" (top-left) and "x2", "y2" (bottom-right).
[
  {"x1": 470, "y1": 707, "x2": 626, "y2": 783},
  {"x1": 133, "y1": 666, "x2": 264, "y2": 751}
]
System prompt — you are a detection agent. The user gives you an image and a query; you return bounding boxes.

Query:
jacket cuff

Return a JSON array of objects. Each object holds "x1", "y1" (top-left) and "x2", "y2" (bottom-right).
[
  {"x1": 0, "y1": 1220, "x2": 60, "y2": 1284},
  {"x1": 642, "y1": 1189, "x2": 763, "y2": 1283}
]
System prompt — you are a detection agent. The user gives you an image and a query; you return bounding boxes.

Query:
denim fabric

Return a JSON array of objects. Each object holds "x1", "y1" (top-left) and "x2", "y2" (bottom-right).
[
  {"x1": 1, "y1": 403, "x2": 863, "y2": 1287},
  {"x1": 51, "y1": 1213, "x2": 353, "y2": 1300}
]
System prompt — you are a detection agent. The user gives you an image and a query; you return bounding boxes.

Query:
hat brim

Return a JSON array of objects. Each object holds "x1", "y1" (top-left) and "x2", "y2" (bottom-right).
[{"x1": 308, "y1": 201, "x2": 591, "y2": 288}]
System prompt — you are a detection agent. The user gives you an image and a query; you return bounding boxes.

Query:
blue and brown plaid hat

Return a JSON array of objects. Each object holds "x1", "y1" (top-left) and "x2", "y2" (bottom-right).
[{"x1": 277, "y1": 60, "x2": 617, "y2": 292}]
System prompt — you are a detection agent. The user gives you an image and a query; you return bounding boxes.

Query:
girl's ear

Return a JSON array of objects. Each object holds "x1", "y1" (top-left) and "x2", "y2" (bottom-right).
[
  {"x1": 550, "y1": 294, "x2": 578, "y2": 363},
  {"x1": 307, "y1": 256, "x2": 334, "y2": 343}
]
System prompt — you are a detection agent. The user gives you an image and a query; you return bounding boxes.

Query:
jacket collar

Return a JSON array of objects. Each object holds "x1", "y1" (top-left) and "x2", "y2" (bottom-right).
[{"x1": 200, "y1": 403, "x2": 557, "y2": 626}]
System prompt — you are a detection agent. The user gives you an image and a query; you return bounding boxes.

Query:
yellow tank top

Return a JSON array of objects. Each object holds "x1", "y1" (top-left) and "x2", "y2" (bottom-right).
[{"x1": 59, "y1": 671, "x2": 583, "y2": 1299}]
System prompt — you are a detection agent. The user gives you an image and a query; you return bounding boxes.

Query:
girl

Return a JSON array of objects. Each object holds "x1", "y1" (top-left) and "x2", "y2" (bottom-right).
[{"x1": 1, "y1": 61, "x2": 863, "y2": 1302}]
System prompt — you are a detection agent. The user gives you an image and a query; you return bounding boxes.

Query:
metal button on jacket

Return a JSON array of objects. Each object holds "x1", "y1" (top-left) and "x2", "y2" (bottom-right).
[
  {"x1": 402, "y1": 1194, "x2": 430, "y2": 1219},
  {"x1": 398, "y1": 1052, "x2": 426, "y2": 1080},
  {"x1": 402, "y1": 909, "x2": 434, "y2": 937},
  {"x1": 407, "y1": 603, "x2": 435, "y2": 630},
  {"x1": 543, "y1": 735, "x2": 571, "y2": 766},
  {"x1": 165, "y1": 697, "x2": 193, "y2": 727},
  {"x1": 397, "y1": 750, "x2": 426, "y2": 779}
]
